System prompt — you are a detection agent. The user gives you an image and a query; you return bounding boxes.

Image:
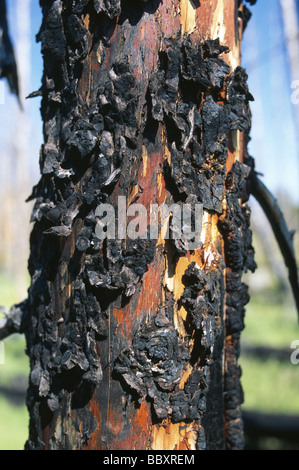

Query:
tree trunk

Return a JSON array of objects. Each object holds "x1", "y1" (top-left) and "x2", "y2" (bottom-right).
[{"x1": 24, "y1": 0, "x2": 256, "y2": 451}]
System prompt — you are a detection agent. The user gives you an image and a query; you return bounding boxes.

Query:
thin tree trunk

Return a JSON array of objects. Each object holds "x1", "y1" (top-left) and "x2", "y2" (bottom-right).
[{"x1": 24, "y1": 0, "x2": 256, "y2": 450}]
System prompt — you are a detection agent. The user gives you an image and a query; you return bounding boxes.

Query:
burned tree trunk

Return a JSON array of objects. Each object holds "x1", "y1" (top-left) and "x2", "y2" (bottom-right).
[{"x1": 24, "y1": 0, "x2": 256, "y2": 450}]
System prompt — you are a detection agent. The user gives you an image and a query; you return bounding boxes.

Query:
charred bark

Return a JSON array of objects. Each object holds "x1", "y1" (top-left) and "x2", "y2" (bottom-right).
[{"x1": 23, "y1": 0, "x2": 257, "y2": 450}]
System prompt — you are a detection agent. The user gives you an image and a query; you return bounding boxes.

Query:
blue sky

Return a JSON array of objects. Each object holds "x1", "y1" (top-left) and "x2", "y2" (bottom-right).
[
  {"x1": 242, "y1": 0, "x2": 299, "y2": 204},
  {"x1": 1, "y1": 0, "x2": 299, "y2": 204},
  {"x1": 0, "y1": 0, "x2": 43, "y2": 183}
]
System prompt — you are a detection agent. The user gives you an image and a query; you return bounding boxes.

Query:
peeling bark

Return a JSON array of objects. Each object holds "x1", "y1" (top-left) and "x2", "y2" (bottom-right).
[{"x1": 24, "y1": 0, "x2": 257, "y2": 450}]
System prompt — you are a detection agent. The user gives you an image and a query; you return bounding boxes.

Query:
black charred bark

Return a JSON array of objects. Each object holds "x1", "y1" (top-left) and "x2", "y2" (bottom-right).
[{"x1": 22, "y1": 0, "x2": 256, "y2": 451}]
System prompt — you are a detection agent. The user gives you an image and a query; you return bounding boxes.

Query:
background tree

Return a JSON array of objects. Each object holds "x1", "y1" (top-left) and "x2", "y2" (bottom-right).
[{"x1": 0, "y1": 0, "x2": 19, "y2": 100}]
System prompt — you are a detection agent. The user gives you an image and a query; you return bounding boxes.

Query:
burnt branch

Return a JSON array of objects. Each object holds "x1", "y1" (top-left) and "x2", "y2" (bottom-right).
[
  {"x1": 250, "y1": 171, "x2": 299, "y2": 318},
  {"x1": 0, "y1": 301, "x2": 27, "y2": 340},
  {"x1": 0, "y1": 0, "x2": 20, "y2": 103},
  {"x1": 243, "y1": 410, "x2": 299, "y2": 446}
]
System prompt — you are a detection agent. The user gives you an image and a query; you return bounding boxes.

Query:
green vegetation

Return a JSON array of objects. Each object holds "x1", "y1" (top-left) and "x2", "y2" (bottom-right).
[
  {"x1": 241, "y1": 295, "x2": 299, "y2": 349},
  {"x1": 1, "y1": 335, "x2": 29, "y2": 383},
  {"x1": 0, "y1": 270, "x2": 21, "y2": 312},
  {"x1": 0, "y1": 335, "x2": 29, "y2": 450},
  {"x1": 0, "y1": 270, "x2": 29, "y2": 450},
  {"x1": 240, "y1": 297, "x2": 299, "y2": 414},
  {"x1": 240, "y1": 355, "x2": 299, "y2": 414},
  {"x1": 240, "y1": 294, "x2": 299, "y2": 450},
  {"x1": 0, "y1": 395, "x2": 29, "y2": 450}
]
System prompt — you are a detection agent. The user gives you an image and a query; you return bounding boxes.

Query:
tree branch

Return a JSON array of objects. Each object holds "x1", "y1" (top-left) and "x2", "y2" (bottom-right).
[
  {"x1": 250, "y1": 171, "x2": 299, "y2": 318},
  {"x1": 0, "y1": 0, "x2": 20, "y2": 104},
  {"x1": 0, "y1": 301, "x2": 27, "y2": 340},
  {"x1": 243, "y1": 409, "x2": 299, "y2": 445}
]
